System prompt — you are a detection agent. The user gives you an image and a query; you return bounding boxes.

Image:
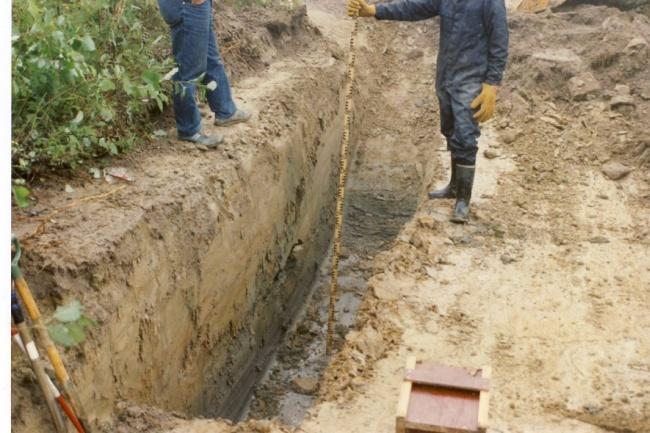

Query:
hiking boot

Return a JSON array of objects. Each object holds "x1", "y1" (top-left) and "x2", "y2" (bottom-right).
[
  {"x1": 178, "y1": 132, "x2": 224, "y2": 149},
  {"x1": 214, "y1": 108, "x2": 252, "y2": 127},
  {"x1": 428, "y1": 156, "x2": 457, "y2": 199},
  {"x1": 451, "y1": 164, "x2": 476, "y2": 224}
]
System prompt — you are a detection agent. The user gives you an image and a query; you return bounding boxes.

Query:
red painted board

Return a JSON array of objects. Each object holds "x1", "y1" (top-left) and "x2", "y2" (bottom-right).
[
  {"x1": 405, "y1": 364, "x2": 489, "y2": 392},
  {"x1": 405, "y1": 385, "x2": 480, "y2": 433}
]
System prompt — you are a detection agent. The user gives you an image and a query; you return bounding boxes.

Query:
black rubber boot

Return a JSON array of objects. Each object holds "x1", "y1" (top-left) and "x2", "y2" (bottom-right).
[
  {"x1": 451, "y1": 164, "x2": 475, "y2": 224},
  {"x1": 428, "y1": 157, "x2": 457, "y2": 199}
]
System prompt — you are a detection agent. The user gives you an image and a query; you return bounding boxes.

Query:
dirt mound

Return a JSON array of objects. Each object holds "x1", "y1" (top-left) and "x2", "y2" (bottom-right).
[
  {"x1": 216, "y1": 4, "x2": 321, "y2": 82},
  {"x1": 502, "y1": 6, "x2": 650, "y2": 205}
]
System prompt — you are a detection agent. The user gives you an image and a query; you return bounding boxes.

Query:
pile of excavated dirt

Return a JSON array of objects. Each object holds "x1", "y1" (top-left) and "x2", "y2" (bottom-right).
[
  {"x1": 215, "y1": 4, "x2": 321, "y2": 82},
  {"x1": 503, "y1": 5, "x2": 650, "y2": 193}
]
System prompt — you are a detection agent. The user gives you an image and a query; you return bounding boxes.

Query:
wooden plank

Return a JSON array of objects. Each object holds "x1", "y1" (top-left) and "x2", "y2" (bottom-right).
[
  {"x1": 405, "y1": 385, "x2": 480, "y2": 433},
  {"x1": 405, "y1": 364, "x2": 490, "y2": 392},
  {"x1": 397, "y1": 356, "x2": 417, "y2": 433},
  {"x1": 477, "y1": 366, "x2": 491, "y2": 432}
]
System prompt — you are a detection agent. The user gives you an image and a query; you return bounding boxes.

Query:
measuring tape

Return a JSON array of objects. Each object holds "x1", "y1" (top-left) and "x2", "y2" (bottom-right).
[{"x1": 326, "y1": 14, "x2": 360, "y2": 355}]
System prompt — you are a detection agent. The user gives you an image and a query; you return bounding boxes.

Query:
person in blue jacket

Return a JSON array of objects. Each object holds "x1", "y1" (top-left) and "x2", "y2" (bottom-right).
[
  {"x1": 157, "y1": 0, "x2": 251, "y2": 148},
  {"x1": 348, "y1": 0, "x2": 509, "y2": 223}
]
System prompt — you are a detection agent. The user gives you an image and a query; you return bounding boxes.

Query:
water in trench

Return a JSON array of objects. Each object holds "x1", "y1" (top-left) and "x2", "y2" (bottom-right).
[{"x1": 239, "y1": 142, "x2": 424, "y2": 425}]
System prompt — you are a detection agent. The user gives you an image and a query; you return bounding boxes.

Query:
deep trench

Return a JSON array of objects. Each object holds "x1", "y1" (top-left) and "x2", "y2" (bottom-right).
[
  {"x1": 230, "y1": 128, "x2": 425, "y2": 424},
  {"x1": 11, "y1": 12, "x2": 437, "y2": 432},
  {"x1": 204, "y1": 16, "x2": 432, "y2": 425}
]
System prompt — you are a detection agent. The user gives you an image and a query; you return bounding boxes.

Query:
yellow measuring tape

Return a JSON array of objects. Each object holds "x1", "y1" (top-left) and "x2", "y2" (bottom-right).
[{"x1": 326, "y1": 15, "x2": 359, "y2": 355}]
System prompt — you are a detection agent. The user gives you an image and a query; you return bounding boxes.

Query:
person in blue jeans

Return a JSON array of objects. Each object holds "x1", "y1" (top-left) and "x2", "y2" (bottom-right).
[
  {"x1": 157, "y1": 0, "x2": 251, "y2": 148},
  {"x1": 348, "y1": 0, "x2": 509, "y2": 223}
]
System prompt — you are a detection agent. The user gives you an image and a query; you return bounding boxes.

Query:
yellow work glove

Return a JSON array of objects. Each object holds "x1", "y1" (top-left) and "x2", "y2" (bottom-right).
[
  {"x1": 347, "y1": 0, "x2": 376, "y2": 17},
  {"x1": 471, "y1": 83, "x2": 498, "y2": 123}
]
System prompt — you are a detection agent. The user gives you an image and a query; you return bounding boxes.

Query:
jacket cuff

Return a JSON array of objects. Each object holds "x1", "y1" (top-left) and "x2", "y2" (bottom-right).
[
  {"x1": 484, "y1": 74, "x2": 503, "y2": 86},
  {"x1": 375, "y1": 4, "x2": 389, "y2": 20}
]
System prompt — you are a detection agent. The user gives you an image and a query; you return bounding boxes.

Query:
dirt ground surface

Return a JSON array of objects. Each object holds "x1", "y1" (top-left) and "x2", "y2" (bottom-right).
[{"x1": 11, "y1": 0, "x2": 650, "y2": 432}]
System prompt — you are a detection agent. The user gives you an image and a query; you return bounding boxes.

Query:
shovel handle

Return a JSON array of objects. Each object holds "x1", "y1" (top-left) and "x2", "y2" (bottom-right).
[{"x1": 12, "y1": 235, "x2": 92, "y2": 432}]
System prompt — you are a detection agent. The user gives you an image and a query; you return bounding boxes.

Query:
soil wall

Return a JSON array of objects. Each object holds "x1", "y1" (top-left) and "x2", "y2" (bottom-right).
[{"x1": 11, "y1": 36, "x2": 364, "y2": 432}]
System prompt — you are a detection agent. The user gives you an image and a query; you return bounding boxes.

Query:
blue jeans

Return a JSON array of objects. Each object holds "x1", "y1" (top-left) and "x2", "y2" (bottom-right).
[
  {"x1": 437, "y1": 82, "x2": 483, "y2": 166},
  {"x1": 157, "y1": 0, "x2": 237, "y2": 137}
]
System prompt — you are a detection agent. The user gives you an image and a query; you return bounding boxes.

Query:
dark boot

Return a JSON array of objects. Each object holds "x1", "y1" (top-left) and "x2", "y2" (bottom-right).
[
  {"x1": 428, "y1": 157, "x2": 457, "y2": 199},
  {"x1": 451, "y1": 164, "x2": 475, "y2": 224}
]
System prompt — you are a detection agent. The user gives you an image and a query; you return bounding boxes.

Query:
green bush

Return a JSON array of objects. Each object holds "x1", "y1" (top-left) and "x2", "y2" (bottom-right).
[{"x1": 11, "y1": 0, "x2": 173, "y2": 176}]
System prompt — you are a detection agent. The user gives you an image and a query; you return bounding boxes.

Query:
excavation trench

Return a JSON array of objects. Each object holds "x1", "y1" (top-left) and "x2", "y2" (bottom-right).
[
  {"x1": 240, "y1": 124, "x2": 426, "y2": 425},
  {"x1": 217, "y1": 39, "x2": 430, "y2": 425},
  {"x1": 11, "y1": 11, "x2": 438, "y2": 431}
]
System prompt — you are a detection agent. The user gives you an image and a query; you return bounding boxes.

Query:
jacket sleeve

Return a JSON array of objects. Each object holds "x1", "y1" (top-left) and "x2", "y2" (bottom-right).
[
  {"x1": 483, "y1": 0, "x2": 509, "y2": 85},
  {"x1": 375, "y1": 0, "x2": 440, "y2": 21}
]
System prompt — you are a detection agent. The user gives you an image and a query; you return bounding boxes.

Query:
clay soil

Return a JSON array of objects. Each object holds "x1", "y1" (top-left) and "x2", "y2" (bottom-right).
[{"x1": 11, "y1": 1, "x2": 650, "y2": 433}]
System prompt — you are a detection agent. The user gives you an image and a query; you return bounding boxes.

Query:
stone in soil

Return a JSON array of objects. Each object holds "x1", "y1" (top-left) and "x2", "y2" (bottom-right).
[
  {"x1": 484, "y1": 148, "x2": 500, "y2": 159},
  {"x1": 601, "y1": 162, "x2": 632, "y2": 180},
  {"x1": 291, "y1": 377, "x2": 319, "y2": 395},
  {"x1": 568, "y1": 72, "x2": 601, "y2": 101}
]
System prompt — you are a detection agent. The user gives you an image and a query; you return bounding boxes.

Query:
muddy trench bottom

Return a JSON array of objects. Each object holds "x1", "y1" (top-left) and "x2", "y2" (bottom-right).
[{"x1": 240, "y1": 157, "x2": 423, "y2": 425}]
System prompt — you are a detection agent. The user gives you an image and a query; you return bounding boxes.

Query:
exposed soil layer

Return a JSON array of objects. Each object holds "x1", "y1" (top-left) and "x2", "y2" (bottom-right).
[
  {"x1": 11, "y1": 4, "x2": 357, "y2": 432},
  {"x1": 11, "y1": 2, "x2": 650, "y2": 433}
]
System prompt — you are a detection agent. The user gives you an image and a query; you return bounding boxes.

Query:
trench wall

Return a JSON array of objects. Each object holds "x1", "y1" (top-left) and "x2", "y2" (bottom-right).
[{"x1": 12, "y1": 46, "x2": 365, "y2": 431}]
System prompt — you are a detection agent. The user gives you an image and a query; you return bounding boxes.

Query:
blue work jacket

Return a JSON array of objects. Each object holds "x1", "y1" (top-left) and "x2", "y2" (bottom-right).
[{"x1": 375, "y1": 0, "x2": 509, "y2": 91}]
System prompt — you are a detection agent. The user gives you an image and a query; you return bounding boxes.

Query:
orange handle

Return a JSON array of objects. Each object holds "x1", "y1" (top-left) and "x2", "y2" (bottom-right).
[
  {"x1": 57, "y1": 396, "x2": 86, "y2": 433},
  {"x1": 14, "y1": 278, "x2": 41, "y2": 320},
  {"x1": 47, "y1": 345, "x2": 70, "y2": 384}
]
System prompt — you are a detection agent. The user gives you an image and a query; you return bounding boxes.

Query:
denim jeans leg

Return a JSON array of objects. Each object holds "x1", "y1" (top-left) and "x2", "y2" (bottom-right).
[
  {"x1": 157, "y1": 0, "x2": 182, "y2": 27},
  {"x1": 205, "y1": 10, "x2": 237, "y2": 120},
  {"x1": 170, "y1": 1, "x2": 211, "y2": 137}
]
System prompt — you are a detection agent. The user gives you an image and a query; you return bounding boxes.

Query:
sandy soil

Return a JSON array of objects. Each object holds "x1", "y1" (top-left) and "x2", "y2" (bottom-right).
[
  {"x1": 11, "y1": 1, "x2": 650, "y2": 432},
  {"x1": 162, "y1": 2, "x2": 650, "y2": 432},
  {"x1": 302, "y1": 4, "x2": 650, "y2": 433}
]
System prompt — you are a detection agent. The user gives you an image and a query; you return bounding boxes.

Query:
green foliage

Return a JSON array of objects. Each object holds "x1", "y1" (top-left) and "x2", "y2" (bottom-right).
[
  {"x1": 12, "y1": 0, "x2": 173, "y2": 175},
  {"x1": 12, "y1": 185, "x2": 32, "y2": 208},
  {"x1": 46, "y1": 300, "x2": 97, "y2": 348}
]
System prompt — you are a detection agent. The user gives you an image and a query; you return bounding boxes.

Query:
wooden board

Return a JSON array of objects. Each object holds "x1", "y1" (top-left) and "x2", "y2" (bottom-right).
[
  {"x1": 405, "y1": 364, "x2": 490, "y2": 392},
  {"x1": 477, "y1": 366, "x2": 491, "y2": 432},
  {"x1": 405, "y1": 385, "x2": 480, "y2": 433},
  {"x1": 396, "y1": 359, "x2": 492, "y2": 433},
  {"x1": 396, "y1": 356, "x2": 418, "y2": 433}
]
